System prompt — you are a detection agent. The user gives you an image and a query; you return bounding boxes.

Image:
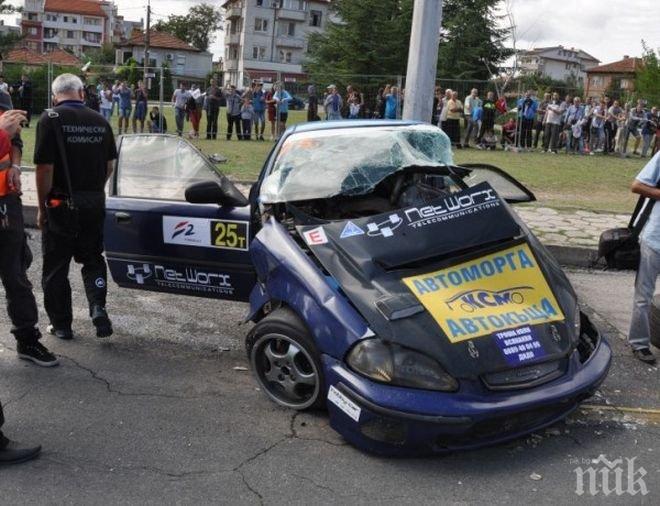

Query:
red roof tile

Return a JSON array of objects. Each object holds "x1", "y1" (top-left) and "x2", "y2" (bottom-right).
[
  {"x1": 587, "y1": 57, "x2": 643, "y2": 74},
  {"x1": 44, "y1": 0, "x2": 107, "y2": 18},
  {"x1": 2, "y1": 47, "x2": 81, "y2": 66},
  {"x1": 123, "y1": 30, "x2": 201, "y2": 52}
]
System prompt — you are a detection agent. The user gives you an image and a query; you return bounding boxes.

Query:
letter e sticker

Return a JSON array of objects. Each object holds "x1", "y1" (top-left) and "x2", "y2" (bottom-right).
[
  {"x1": 327, "y1": 386, "x2": 361, "y2": 422},
  {"x1": 302, "y1": 226, "x2": 328, "y2": 246}
]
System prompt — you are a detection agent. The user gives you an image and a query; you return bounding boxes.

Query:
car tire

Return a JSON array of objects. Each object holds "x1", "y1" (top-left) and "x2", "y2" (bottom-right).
[
  {"x1": 246, "y1": 307, "x2": 326, "y2": 410},
  {"x1": 650, "y1": 295, "x2": 660, "y2": 349}
]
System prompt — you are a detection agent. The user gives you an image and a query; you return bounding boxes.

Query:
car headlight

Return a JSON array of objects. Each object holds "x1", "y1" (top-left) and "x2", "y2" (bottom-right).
[{"x1": 346, "y1": 339, "x2": 458, "y2": 392}]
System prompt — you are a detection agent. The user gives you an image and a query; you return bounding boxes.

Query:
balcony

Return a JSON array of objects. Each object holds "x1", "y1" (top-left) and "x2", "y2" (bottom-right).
[
  {"x1": 224, "y1": 59, "x2": 239, "y2": 71},
  {"x1": 225, "y1": 6, "x2": 242, "y2": 19},
  {"x1": 277, "y1": 9, "x2": 306, "y2": 22},
  {"x1": 226, "y1": 32, "x2": 241, "y2": 45},
  {"x1": 276, "y1": 36, "x2": 304, "y2": 49}
]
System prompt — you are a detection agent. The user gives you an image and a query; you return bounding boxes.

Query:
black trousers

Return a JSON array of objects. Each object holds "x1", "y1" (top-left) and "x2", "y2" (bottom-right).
[
  {"x1": 206, "y1": 107, "x2": 219, "y2": 139},
  {"x1": 226, "y1": 114, "x2": 242, "y2": 140},
  {"x1": 533, "y1": 121, "x2": 544, "y2": 148},
  {"x1": 520, "y1": 118, "x2": 534, "y2": 148},
  {"x1": 604, "y1": 122, "x2": 616, "y2": 153},
  {"x1": 0, "y1": 401, "x2": 6, "y2": 448},
  {"x1": 42, "y1": 207, "x2": 107, "y2": 330},
  {"x1": 0, "y1": 195, "x2": 39, "y2": 343},
  {"x1": 20, "y1": 99, "x2": 32, "y2": 126}
]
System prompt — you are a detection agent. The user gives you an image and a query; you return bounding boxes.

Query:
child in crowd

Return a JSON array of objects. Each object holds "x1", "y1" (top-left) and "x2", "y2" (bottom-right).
[
  {"x1": 147, "y1": 106, "x2": 167, "y2": 133},
  {"x1": 348, "y1": 91, "x2": 361, "y2": 119},
  {"x1": 240, "y1": 97, "x2": 254, "y2": 140}
]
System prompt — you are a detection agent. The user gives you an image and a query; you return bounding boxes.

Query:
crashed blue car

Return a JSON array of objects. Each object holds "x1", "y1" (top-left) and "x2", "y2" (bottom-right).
[{"x1": 105, "y1": 121, "x2": 611, "y2": 455}]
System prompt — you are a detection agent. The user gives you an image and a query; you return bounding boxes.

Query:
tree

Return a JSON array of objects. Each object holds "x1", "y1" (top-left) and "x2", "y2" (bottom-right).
[
  {"x1": 635, "y1": 41, "x2": 660, "y2": 106},
  {"x1": 305, "y1": 0, "x2": 413, "y2": 81},
  {"x1": 438, "y1": 0, "x2": 513, "y2": 80},
  {"x1": 0, "y1": 1, "x2": 23, "y2": 59},
  {"x1": 154, "y1": 3, "x2": 223, "y2": 51},
  {"x1": 305, "y1": 0, "x2": 512, "y2": 83}
]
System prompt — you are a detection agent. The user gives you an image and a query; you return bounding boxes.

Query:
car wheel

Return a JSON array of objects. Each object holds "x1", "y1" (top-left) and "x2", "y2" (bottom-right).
[
  {"x1": 650, "y1": 295, "x2": 660, "y2": 349},
  {"x1": 246, "y1": 307, "x2": 325, "y2": 410}
]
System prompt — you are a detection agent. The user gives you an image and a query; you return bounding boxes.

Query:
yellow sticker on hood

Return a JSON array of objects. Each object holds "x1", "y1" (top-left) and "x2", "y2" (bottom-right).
[{"x1": 402, "y1": 243, "x2": 565, "y2": 343}]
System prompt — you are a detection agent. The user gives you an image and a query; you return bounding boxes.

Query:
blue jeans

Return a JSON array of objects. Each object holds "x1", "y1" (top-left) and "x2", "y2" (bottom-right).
[
  {"x1": 175, "y1": 107, "x2": 186, "y2": 135},
  {"x1": 101, "y1": 108, "x2": 112, "y2": 121},
  {"x1": 629, "y1": 240, "x2": 660, "y2": 350}
]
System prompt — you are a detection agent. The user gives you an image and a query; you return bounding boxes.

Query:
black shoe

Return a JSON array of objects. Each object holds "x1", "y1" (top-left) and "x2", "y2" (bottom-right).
[
  {"x1": 47, "y1": 325, "x2": 73, "y2": 340},
  {"x1": 91, "y1": 305, "x2": 113, "y2": 338},
  {"x1": 0, "y1": 439, "x2": 41, "y2": 465},
  {"x1": 16, "y1": 341, "x2": 59, "y2": 367},
  {"x1": 632, "y1": 348, "x2": 657, "y2": 364}
]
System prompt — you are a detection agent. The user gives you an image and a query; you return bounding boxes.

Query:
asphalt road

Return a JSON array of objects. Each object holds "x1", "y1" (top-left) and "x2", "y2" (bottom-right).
[{"x1": 0, "y1": 233, "x2": 658, "y2": 505}]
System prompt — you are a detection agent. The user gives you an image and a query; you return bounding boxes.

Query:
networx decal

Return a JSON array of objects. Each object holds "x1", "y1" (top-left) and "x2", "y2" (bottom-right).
[
  {"x1": 403, "y1": 244, "x2": 565, "y2": 343},
  {"x1": 126, "y1": 262, "x2": 234, "y2": 296}
]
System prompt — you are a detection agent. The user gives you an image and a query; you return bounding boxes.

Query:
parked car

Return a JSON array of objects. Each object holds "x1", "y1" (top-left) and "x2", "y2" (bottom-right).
[{"x1": 104, "y1": 121, "x2": 611, "y2": 455}]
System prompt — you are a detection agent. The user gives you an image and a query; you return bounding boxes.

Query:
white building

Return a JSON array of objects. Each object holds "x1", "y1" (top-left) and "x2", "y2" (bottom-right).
[
  {"x1": 222, "y1": 0, "x2": 332, "y2": 86},
  {"x1": 19, "y1": 0, "x2": 141, "y2": 56},
  {"x1": 518, "y1": 46, "x2": 600, "y2": 85},
  {"x1": 117, "y1": 31, "x2": 213, "y2": 86}
]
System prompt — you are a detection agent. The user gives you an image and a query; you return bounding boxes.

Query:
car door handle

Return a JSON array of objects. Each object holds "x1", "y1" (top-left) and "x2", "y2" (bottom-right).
[{"x1": 114, "y1": 212, "x2": 132, "y2": 223}]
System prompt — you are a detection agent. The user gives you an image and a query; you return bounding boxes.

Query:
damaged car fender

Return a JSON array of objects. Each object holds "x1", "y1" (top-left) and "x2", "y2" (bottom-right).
[{"x1": 247, "y1": 218, "x2": 371, "y2": 359}]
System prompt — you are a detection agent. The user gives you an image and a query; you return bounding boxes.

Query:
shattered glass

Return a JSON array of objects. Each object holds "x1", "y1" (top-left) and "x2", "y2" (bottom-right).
[{"x1": 260, "y1": 124, "x2": 454, "y2": 203}]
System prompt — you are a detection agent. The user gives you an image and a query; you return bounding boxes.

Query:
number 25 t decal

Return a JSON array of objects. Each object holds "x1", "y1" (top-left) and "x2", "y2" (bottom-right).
[{"x1": 211, "y1": 220, "x2": 249, "y2": 251}]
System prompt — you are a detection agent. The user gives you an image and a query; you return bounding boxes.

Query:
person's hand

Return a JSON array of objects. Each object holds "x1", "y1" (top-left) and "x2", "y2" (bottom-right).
[
  {"x1": 37, "y1": 208, "x2": 46, "y2": 230},
  {"x1": 0, "y1": 110, "x2": 27, "y2": 137},
  {"x1": 7, "y1": 166, "x2": 21, "y2": 193}
]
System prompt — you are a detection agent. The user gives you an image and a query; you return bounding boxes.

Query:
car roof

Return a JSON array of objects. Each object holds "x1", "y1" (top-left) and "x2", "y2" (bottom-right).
[{"x1": 287, "y1": 119, "x2": 424, "y2": 135}]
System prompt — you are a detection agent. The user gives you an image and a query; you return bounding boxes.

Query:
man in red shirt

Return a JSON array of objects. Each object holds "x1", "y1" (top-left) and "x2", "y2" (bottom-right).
[{"x1": 0, "y1": 103, "x2": 49, "y2": 465}]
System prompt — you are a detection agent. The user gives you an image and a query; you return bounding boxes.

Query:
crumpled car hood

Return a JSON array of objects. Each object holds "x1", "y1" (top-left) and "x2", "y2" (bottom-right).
[{"x1": 294, "y1": 183, "x2": 577, "y2": 379}]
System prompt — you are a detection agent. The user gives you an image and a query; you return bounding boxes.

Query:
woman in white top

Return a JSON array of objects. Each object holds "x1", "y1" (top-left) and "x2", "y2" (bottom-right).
[{"x1": 100, "y1": 86, "x2": 113, "y2": 121}]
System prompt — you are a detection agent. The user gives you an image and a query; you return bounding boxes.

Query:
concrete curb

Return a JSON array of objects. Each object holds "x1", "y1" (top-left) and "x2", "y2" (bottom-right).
[{"x1": 21, "y1": 204, "x2": 603, "y2": 269}]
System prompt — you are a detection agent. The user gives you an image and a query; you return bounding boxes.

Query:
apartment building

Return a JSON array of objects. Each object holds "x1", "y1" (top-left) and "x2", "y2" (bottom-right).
[
  {"x1": 19, "y1": 0, "x2": 140, "y2": 56},
  {"x1": 222, "y1": 0, "x2": 332, "y2": 86},
  {"x1": 518, "y1": 46, "x2": 600, "y2": 85}
]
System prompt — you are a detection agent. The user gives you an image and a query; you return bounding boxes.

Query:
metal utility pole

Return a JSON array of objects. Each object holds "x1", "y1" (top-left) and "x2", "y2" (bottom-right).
[
  {"x1": 402, "y1": 0, "x2": 443, "y2": 122},
  {"x1": 144, "y1": 0, "x2": 151, "y2": 84}
]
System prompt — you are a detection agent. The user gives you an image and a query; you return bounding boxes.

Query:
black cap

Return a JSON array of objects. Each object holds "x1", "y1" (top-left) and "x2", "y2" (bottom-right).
[{"x1": 0, "y1": 91, "x2": 13, "y2": 111}]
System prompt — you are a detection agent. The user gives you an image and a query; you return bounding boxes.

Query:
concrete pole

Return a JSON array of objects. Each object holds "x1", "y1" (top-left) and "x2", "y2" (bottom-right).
[{"x1": 402, "y1": 0, "x2": 443, "y2": 122}]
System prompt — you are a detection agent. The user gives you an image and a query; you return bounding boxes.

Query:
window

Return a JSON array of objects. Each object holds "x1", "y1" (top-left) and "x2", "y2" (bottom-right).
[
  {"x1": 44, "y1": 28, "x2": 58, "y2": 38},
  {"x1": 256, "y1": 0, "x2": 264, "y2": 5},
  {"x1": 590, "y1": 76, "x2": 603, "y2": 87},
  {"x1": 27, "y1": 12, "x2": 38, "y2": 20},
  {"x1": 116, "y1": 136, "x2": 220, "y2": 201},
  {"x1": 66, "y1": 30, "x2": 75, "y2": 39},
  {"x1": 620, "y1": 79, "x2": 631, "y2": 89},
  {"x1": 252, "y1": 46, "x2": 266, "y2": 60},
  {"x1": 254, "y1": 18, "x2": 268, "y2": 32},
  {"x1": 84, "y1": 17, "x2": 101, "y2": 26},
  {"x1": 281, "y1": 0, "x2": 305, "y2": 10},
  {"x1": 278, "y1": 21, "x2": 295, "y2": 36},
  {"x1": 46, "y1": 14, "x2": 57, "y2": 21},
  {"x1": 310, "y1": 10, "x2": 322, "y2": 27},
  {"x1": 27, "y1": 27, "x2": 38, "y2": 36},
  {"x1": 279, "y1": 50, "x2": 292, "y2": 63}
]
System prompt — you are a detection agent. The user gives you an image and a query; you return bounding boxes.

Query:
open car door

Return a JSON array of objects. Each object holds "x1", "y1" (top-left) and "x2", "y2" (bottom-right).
[
  {"x1": 458, "y1": 163, "x2": 536, "y2": 203},
  {"x1": 104, "y1": 135, "x2": 255, "y2": 302}
]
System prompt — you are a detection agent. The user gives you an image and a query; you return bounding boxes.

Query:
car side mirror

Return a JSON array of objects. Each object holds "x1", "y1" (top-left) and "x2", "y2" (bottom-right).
[{"x1": 185, "y1": 180, "x2": 248, "y2": 207}]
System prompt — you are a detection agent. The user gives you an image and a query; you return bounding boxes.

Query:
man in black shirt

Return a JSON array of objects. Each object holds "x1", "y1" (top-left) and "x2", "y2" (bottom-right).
[
  {"x1": 34, "y1": 73, "x2": 117, "y2": 340},
  {"x1": 205, "y1": 78, "x2": 222, "y2": 140}
]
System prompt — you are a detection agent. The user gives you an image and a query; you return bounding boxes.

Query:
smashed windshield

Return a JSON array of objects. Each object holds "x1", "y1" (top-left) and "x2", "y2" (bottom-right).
[{"x1": 260, "y1": 124, "x2": 454, "y2": 203}]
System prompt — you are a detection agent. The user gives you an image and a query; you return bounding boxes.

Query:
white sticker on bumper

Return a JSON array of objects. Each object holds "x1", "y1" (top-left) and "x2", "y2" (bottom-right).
[{"x1": 327, "y1": 385, "x2": 361, "y2": 422}]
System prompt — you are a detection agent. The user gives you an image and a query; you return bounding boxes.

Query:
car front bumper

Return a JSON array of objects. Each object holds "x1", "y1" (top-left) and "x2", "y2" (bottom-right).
[{"x1": 322, "y1": 335, "x2": 611, "y2": 456}]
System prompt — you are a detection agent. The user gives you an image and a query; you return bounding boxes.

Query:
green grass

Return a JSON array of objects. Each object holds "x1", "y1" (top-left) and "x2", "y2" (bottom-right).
[{"x1": 20, "y1": 107, "x2": 646, "y2": 213}]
